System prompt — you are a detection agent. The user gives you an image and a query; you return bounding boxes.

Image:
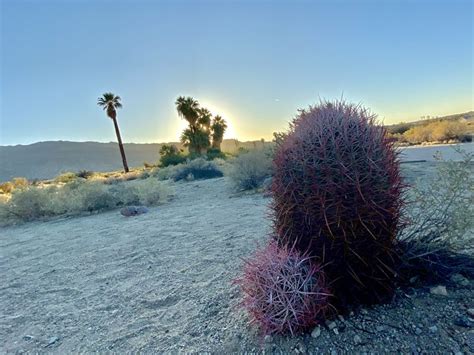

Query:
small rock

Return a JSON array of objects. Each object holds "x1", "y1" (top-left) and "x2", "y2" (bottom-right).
[
  {"x1": 326, "y1": 321, "x2": 337, "y2": 330},
  {"x1": 330, "y1": 351, "x2": 337, "y2": 355},
  {"x1": 264, "y1": 335, "x2": 272, "y2": 343},
  {"x1": 45, "y1": 336, "x2": 59, "y2": 347},
  {"x1": 311, "y1": 326, "x2": 321, "y2": 338},
  {"x1": 360, "y1": 308, "x2": 368, "y2": 315},
  {"x1": 376, "y1": 325, "x2": 385, "y2": 332},
  {"x1": 333, "y1": 328, "x2": 339, "y2": 335},
  {"x1": 120, "y1": 206, "x2": 149, "y2": 217},
  {"x1": 454, "y1": 316, "x2": 474, "y2": 328},
  {"x1": 429, "y1": 325, "x2": 438, "y2": 333},
  {"x1": 467, "y1": 309, "x2": 474, "y2": 317},
  {"x1": 415, "y1": 327, "x2": 422, "y2": 335},
  {"x1": 337, "y1": 315, "x2": 345, "y2": 322},
  {"x1": 466, "y1": 331, "x2": 474, "y2": 351},
  {"x1": 451, "y1": 273, "x2": 470, "y2": 286},
  {"x1": 22, "y1": 335, "x2": 34, "y2": 341},
  {"x1": 430, "y1": 285, "x2": 448, "y2": 296},
  {"x1": 354, "y1": 334, "x2": 362, "y2": 345}
]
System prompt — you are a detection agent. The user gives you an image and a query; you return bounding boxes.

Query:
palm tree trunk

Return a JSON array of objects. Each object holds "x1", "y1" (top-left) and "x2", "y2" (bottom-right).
[{"x1": 112, "y1": 118, "x2": 129, "y2": 173}]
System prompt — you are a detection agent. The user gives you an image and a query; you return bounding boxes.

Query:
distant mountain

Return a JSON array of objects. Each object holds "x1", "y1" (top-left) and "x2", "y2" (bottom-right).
[{"x1": 0, "y1": 139, "x2": 270, "y2": 182}]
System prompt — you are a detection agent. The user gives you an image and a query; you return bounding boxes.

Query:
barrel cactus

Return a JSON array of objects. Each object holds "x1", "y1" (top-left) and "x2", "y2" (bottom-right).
[
  {"x1": 234, "y1": 241, "x2": 330, "y2": 335},
  {"x1": 272, "y1": 100, "x2": 404, "y2": 306}
]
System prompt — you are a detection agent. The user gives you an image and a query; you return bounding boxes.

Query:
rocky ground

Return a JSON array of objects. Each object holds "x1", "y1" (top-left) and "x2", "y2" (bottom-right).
[{"x1": 1, "y1": 170, "x2": 473, "y2": 353}]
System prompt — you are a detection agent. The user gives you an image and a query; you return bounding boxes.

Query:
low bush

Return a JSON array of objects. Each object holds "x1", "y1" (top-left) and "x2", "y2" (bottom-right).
[
  {"x1": 403, "y1": 120, "x2": 469, "y2": 144},
  {"x1": 0, "y1": 178, "x2": 173, "y2": 225},
  {"x1": 153, "y1": 158, "x2": 224, "y2": 181},
  {"x1": 227, "y1": 149, "x2": 273, "y2": 190},
  {"x1": 76, "y1": 170, "x2": 94, "y2": 179},
  {"x1": 234, "y1": 241, "x2": 330, "y2": 336},
  {"x1": 206, "y1": 148, "x2": 227, "y2": 160},
  {"x1": 55, "y1": 172, "x2": 78, "y2": 184},
  {"x1": 398, "y1": 148, "x2": 474, "y2": 283},
  {"x1": 0, "y1": 177, "x2": 29, "y2": 194},
  {"x1": 0, "y1": 182, "x2": 14, "y2": 194},
  {"x1": 159, "y1": 144, "x2": 187, "y2": 167}
]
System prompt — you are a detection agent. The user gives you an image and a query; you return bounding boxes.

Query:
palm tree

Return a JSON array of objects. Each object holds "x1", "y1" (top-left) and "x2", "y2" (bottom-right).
[
  {"x1": 175, "y1": 96, "x2": 200, "y2": 128},
  {"x1": 197, "y1": 108, "x2": 212, "y2": 131},
  {"x1": 175, "y1": 96, "x2": 213, "y2": 154},
  {"x1": 211, "y1": 115, "x2": 228, "y2": 150},
  {"x1": 97, "y1": 92, "x2": 129, "y2": 173}
]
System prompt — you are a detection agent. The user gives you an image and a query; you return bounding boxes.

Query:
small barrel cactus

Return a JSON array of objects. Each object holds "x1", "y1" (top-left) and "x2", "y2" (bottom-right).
[
  {"x1": 234, "y1": 241, "x2": 330, "y2": 335},
  {"x1": 272, "y1": 100, "x2": 404, "y2": 306}
]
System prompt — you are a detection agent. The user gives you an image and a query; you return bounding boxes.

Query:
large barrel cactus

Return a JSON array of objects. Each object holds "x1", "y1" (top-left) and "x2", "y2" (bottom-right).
[{"x1": 272, "y1": 100, "x2": 404, "y2": 306}]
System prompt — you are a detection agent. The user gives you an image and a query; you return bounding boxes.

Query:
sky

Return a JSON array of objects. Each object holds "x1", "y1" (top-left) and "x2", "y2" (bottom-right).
[{"x1": 1, "y1": 0, "x2": 472, "y2": 146}]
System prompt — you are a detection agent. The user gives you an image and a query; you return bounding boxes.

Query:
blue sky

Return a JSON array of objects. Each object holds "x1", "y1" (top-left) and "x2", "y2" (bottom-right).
[{"x1": 1, "y1": 0, "x2": 472, "y2": 145}]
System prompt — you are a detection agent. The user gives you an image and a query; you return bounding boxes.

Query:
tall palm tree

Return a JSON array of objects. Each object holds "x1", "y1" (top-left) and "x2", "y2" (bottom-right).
[
  {"x1": 211, "y1": 115, "x2": 228, "y2": 150},
  {"x1": 97, "y1": 92, "x2": 129, "y2": 173}
]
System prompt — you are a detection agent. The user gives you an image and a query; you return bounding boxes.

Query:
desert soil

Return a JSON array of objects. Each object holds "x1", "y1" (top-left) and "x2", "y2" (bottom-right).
[{"x1": 1, "y1": 166, "x2": 474, "y2": 353}]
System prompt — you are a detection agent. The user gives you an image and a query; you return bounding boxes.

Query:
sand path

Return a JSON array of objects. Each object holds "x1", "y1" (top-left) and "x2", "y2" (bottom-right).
[{"x1": 1, "y1": 178, "x2": 270, "y2": 352}]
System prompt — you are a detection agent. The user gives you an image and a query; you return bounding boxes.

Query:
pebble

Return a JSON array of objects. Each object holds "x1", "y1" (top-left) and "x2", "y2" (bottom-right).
[
  {"x1": 45, "y1": 336, "x2": 59, "y2": 347},
  {"x1": 22, "y1": 335, "x2": 34, "y2": 341},
  {"x1": 264, "y1": 335, "x2": 272, "y2": 343},
  {"x1": 311, "y1": 326, "x2": 321, "y2": 338},
  {"x1": 415, "y1": 327, "x2": 422, "y2": 335},
  {"x1": 430, "y1": 285, "x2": 448, "y2": 296},
  {"x1": 467, "y1": 309, "x2": 474, "y2": 317},
  {"x1": 354, "y1": 334, "x2": 362, "y2": 345},
  {"x1": 454, "y1": 316, "x2": 474, "y2": 328},
  {"x1": 120, "y1": 206, "x2": 149, "y2": 217},
  {"x1": 337, "y1": 315, "x2": 345, "y2": 322},
  {"x1": 429, "y1": 325, "x2": 438, "y2": 333},
  {"x1": 450, "y1": 274, "x2": 470, "y2": 287},
  {"x1": 376, "y1": 325, "x2": 385, "y2": 332},
  {"x1": 326, "y1": 321, "x2": 337, "y2": 330},
  {"x1": 333, "y1": 328, "x2": 339, "y2": 335}
]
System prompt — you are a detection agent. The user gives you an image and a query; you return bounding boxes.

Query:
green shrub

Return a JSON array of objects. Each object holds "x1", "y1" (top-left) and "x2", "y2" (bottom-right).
[
  {"x1": 159, "y1": 144, "x2": 186, "y2": 167},
  {"x1": 171, "y1": 158, "x2": 224, "y2": 181},
  {"x1": 227, "y1": 149, "x2": 273, "y2": 190},
  {"x1": 206, "y1": 148, "x2": 227, "y2": 160},
  {"x1": 153, "y1": 158, "x2": 224, "y2": 181}
]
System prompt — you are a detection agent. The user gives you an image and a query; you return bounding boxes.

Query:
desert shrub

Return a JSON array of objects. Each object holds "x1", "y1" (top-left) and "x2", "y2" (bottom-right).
[
  {"x1": 11, "y1": 177, "x2": 29, "y2": 189},
  {"x1": 156, "y1": 158, "x2": 223, "y2": 181},
  {"x1": 227, "y1": 149, "x2": 273, "y2": 190},
  {"x1": 55, "y1": 172, "x2": 78, "y2": 184},
  {"x1": 398, "y1": 148, "x2": 474, "y2": 283},
  {"x1": 7, "y1": 187, "x2": 58, "y2": 220},
  {"x1": 0, "y1": 182, "x2": 14, "y2": 194},
  {"x1": 387, "y1": 122, "x2": 412, "y2": 135},
  {"x1": 133, "y1": 178, "x2": 172, "y2": 205},
  {"x1": 159, "y1": 144, "x2": 186, "y2": 167},
  {"x1": 272, "y1": 100, "x2": 404, "y2": 307},
  {"x1": 206, "y1": 148, "x2": 227, "y2": 160},
  {"x1": 76, "y1": 170, "x2": 94, "y2": 179},
  {"x1": 403, "y1": 120, "x2": 469, "y2": 144},
  {"x1": 234, "y1": 241, "x2": 330, "y2": 336},
  {"x1": 0, "y1": 178, "x2": 173, "y2": 225}
]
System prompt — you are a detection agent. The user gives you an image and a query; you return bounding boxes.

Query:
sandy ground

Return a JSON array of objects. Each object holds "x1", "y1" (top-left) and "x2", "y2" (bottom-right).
[{"x1": 1, "y1": 170, "x2": 474, "y2": 353}]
